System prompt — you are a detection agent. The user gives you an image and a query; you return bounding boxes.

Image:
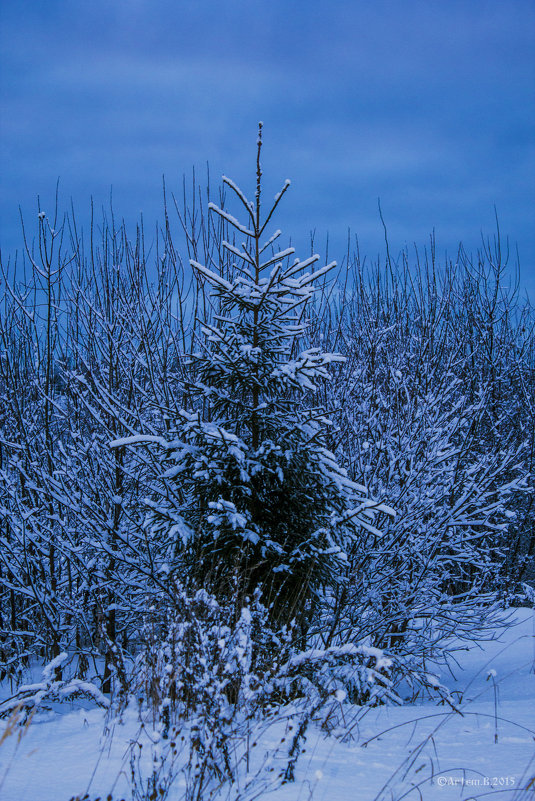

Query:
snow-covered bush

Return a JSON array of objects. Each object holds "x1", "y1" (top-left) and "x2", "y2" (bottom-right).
[
  {"x1": 315, "y1": 248, "x2": 532, "y2": 683},
  {"x1": 134, "y1": 585, "x2": 395, "y2": 722},
  {"x1": 0, "y1": 196, "x2": 215, "y2": 686},
  {"x1": 0, "y1": 652, "x2": 109, "y2": 721},
  {"x1": 124, "y1": 583, "x2": 394, "y2": 798}
]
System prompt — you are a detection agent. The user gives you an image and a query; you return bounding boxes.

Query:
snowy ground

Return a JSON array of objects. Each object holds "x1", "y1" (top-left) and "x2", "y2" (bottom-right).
[{"x1": 1, "y1": 609, "x2": 534, "y2": 801}]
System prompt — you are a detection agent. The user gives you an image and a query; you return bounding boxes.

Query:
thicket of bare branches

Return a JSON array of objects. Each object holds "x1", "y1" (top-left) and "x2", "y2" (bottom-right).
[{"x1": 0, "y1": 175, "x2": 533, "y2": 699}]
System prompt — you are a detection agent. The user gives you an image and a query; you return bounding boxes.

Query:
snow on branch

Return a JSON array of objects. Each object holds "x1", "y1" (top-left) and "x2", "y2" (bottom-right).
[
  {"x1": 259, "y1": 228, "x2": 282, "y2": 254},
  {"x1": 299, "y1": 260, "x2": 338, "y2": 286},
  {"x1": 190, "y1": 260, "x2": 234, "y2": 292},
  {"x1": 207, "y1": 203, "x2": 255, "y2": 236},
  {"x1": 259, "y1": 180, "x2": 292, "y2": 235},
  {"x1": 222, "y1": 240, "x2": 255, "y2": 265},
  {"x1": 0, "y1": 654, "x2": 110, "y2": 719},
  {"x1": 222, "y1": 176, "x2": 255, "y2": 220},
  {"x1": 282, "y1": 254, "x2": 321, "y2": 280},
  {"x1": 260, "y1": 246, "x2": 296, "y2": 272},
  {"x1": 109, "y1": 434, "x2": 169, "y2": 449},
  {"x1": 274, "y1": 179, "x2": 291, "y2": 204}
]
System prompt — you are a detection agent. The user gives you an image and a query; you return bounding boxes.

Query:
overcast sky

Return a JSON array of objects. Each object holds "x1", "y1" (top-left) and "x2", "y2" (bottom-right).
[{"x1": 1, "y1": 0, "x2": 534, "y2": 297}]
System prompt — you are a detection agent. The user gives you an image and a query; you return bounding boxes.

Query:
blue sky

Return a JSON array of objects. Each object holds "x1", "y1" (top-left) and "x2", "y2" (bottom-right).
[{"x1": 1, "y1": 0, "x2": 534, "y2": 297}]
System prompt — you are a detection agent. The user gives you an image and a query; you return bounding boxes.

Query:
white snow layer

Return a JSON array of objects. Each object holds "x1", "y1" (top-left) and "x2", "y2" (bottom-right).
[{"x1": 1, "y1": 609, "x2": 534, "y2": 801}]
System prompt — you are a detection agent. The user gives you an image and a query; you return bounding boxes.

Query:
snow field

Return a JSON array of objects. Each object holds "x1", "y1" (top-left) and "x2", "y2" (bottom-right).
[{"x1": 1, "y1": 609, "x2": 533, "y2": 801}]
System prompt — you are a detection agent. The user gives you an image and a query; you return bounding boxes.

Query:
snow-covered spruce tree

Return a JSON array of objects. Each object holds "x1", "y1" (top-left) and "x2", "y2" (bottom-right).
[{"x1": 117, "y1": 125, "x2": 392, "y2": 632}]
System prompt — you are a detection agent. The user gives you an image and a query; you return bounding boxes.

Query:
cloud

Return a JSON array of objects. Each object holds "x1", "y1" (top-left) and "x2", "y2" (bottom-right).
[{"x1": 1, "y1": 1, "x2": 533, "y2": 296}]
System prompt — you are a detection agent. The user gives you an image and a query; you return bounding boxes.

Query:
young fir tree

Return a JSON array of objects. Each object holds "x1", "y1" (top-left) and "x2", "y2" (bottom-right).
[{"x1": 125, "y1": 125, "x2": 392, "y2": 630}]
